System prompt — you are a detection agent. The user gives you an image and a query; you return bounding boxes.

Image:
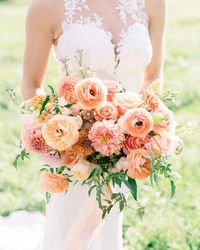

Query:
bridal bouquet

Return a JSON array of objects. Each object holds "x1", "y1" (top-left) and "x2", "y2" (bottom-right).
[{"x1": 15, "y1": 73, "x2": 182, "y2": 217}]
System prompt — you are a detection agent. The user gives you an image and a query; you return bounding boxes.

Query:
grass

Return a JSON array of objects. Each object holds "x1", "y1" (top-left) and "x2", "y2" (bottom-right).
[{"x1": 0, "y1": 0, "x2": 200, "y2": 249}]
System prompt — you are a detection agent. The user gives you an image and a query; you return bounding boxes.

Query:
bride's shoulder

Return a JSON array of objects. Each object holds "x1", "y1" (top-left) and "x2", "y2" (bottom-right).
[{"x1": 145, "y1": 0, "x2": 166, "y2": 22}]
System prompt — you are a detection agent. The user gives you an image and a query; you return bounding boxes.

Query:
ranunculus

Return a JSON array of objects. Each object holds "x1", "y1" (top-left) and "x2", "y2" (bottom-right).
[
  {"x1": 103, "y1": 80, "x2": 121, "y2": 102},
  {"x1": 146, "y1": 131, "x2": 175, "y2": 156},
  {"x1": 71, "y1": 159, "x2": 94, "y2": 180},
  {"x1": 42, "y1": 115, "x2": 79, "y2": 151},
  {"x1": 127, "y1": 149, "x2": 151, "y2": 179},
  {"x1": 63, "y1": 149, "x2": 82, "y2": 168},
  {"x1": 152, "y1": 103, "x2": 175, "y2": 134},
  {"x1": 115, "y1": 157, "x2": 129, "y2": 172},
  {"x1": 93, "y1": 102, "x2": 118, "y2": 121},
  {"x1": 113, "y1": 92, "x2": 143, "y2": 115},
  {"x1": 22, "y1": 121, "x2": 50, "y2": 154},
  {"x1": 123, "y1": 134, "x2": 151, "y2": 155},
  {"x1": 40, "y1": 171, "x2": 69, "y2": 193},
  {"x1": 74, "y1": 77, "x2": 107, "y2": 110},
  {"x1": 123, "y1": 108, "x2": 153, "y2": 137},
  {"x1": 58, "y1": 75, "x2": 80, "y2": 103}
]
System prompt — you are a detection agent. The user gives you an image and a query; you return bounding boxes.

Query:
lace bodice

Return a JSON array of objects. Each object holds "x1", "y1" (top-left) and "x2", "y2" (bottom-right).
[{"x1": 54, "y1": 0, "x2": 152, "y2": 91}]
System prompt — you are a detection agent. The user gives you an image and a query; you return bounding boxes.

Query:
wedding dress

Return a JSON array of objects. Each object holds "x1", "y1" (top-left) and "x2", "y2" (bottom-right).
[{"x1": 43, "y1": 1, "x2": 152, "y2": 249}]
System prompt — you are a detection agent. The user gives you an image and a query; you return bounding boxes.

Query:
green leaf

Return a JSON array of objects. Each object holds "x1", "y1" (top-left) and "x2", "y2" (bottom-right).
[
  {"x1": 64, "y1": 103, "x2": 74, "y2": 108},
  {"x1": 88, "y1": 185, "x2": 96, "y2": 196},
  {"x1": 128, "y1": 177, "x2": 137, "y2": 201},
  {"x1": 119, "y1": 200, "x2": 125, "y2": 212},
  {"x1": 48, "y1": 85, "x2": 55, "y2": 96},
  {"x1": 170, "y1": 179, "x2": 176, "y2": 198},
  {"x1": 39, "y1": 95, "x2": 50, "y2": 115}
]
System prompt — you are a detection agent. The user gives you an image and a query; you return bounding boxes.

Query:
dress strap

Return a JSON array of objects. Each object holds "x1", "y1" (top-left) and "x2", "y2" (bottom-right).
[{"x1": 117, "y1": 0, "x2": 149, "y2": 26}]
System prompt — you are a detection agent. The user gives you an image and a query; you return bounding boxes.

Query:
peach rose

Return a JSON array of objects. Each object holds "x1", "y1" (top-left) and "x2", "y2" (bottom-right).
[
  {"x1": 40, "y1": 171, "x2": 69, "y2": 193},
  {"x1": 63, "y1": 150, "x2": 82, "y2": 168},
  {"x1": 42, "y1": 115, "x2": 79, "y2": 151},
  {"x1": 93, "y1": 102, "x2": 118, "y2": 121},
  {"x1": 58, "y1": 75, "x2": 80, "y2": 103},
  {"x1": 103, "y1": 80, "x2": 121, "y2": 102},
  {"x1": 152, "y1": 103, "x2": 175, "y2": 134},
  {"x1": 113, "y1": 92, "x2": 143, "y2": 115},
  {"x1": 127, "y1": 149, "x2": 151, "y2": 179},
  {"x1": 123, "y1": 108, "x2": 153, "y2": 137},
  {"x1": 74, "y1": 78, "x2": 107, "y2": 110},
  {"x1": 123, "y1": 134, "x2": 151, "y2": 155},
  {"x1": 71, "y1": 159, "x2": 94, "y2": 181}
]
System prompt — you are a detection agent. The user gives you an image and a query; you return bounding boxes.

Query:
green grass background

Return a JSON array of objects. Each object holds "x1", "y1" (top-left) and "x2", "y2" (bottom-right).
[{"x1": 0, "y1": 0, "x2": 200, "y2": 249}]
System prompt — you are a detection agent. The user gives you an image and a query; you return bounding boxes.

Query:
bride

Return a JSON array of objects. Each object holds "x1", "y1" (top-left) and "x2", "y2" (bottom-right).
[{"x1": 22, "y1": 0, "x2": 166, "y2": 249}]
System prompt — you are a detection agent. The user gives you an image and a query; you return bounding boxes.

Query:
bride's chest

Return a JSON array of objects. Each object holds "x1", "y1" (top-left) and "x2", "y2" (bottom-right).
[{"x1": 54, "y1": 0, "x2": 152, "y2": 90}]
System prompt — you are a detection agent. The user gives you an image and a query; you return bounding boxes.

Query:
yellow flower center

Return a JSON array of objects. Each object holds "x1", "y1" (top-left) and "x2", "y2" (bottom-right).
[{"x1": 100, "y1": 135, "x2": 108, "y2": 142}]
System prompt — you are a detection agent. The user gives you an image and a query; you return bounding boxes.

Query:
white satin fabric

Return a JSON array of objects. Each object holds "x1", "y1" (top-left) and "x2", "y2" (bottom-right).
[{"x1": 43, "y1": 0, "x2": 152, "y2": 249}]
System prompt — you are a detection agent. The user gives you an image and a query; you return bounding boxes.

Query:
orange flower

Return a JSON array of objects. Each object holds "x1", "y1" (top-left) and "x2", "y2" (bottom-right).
[
  {"x1": 144, "y1": 89, "x2": 160, "y2": 112},
  {"x1": 123, "y1": 108, "x2": 153, "y2": 137},
  {"x1": 127, "y1": 149, "x2": 151, "y2": 179},
  {"x1": 113, "y1": 92, "x2": 143, "y2": 115},
  {"x1": 58, "y1": 76, "x2": 80, "y2": 103},
  {"x1": 93, "y1": 102, "x2": 118, "y2": 121},
  {"x1": 72, "y1": 131, "x2": 94, "y2": 156},
  {"x1": 42, "y1": 115, "x2": 79, "y2": 151},
  {"x1": 63, "y1": 150, "x2": 82, "y2": 168},
  {"x1": 75, "y1": 78, "x2": 107, "y2": 110},
  {"x1": 103, "y1": 80, "x2": 121, "y2": 102},
  {"x1": 40, "y1": 171, "x2": 69, "y2": 193}
]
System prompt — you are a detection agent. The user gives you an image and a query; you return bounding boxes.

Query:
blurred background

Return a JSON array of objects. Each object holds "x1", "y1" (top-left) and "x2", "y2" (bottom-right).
[{"x1": 0, "y1": 0, "x2": 200, "y2": 249}]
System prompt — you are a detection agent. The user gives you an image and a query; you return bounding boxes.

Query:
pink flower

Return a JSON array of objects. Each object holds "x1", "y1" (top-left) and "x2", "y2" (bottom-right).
[
  {"x1": 58, "y1": 76, "x2": 80, "y2": 103},
  {"x1": 93, "y1": 102, "x2": 118, "y2": 121},
  {"x1": 152, "y1": 103, "x2": 175, "y2": 134},
  {"x1": 113, "y1": 92, "x2": 143, "y2": 115},
  {"x1": 123, "y1": 134, "x2": 151, "y2": 155},
  {"x1": 40, "y1": 171, "x2": 69, "y2": 193},
  {"x1": 42, "y1": 152, "x2": 64, "y2": 167},
  {"x1": 22, "y1": 123, "x2": 50, "y2": 154},
  {"x1": 115, "y1": 157, "x2": 129, "y2": 172},
  {"x1": 88, "y1": 120, "x2": 125, "y2": 156},
  {"x1": 122, "y1": 108, "x2": 153, "y2": 137},
  {"x1": 103, "y1": 80, "x2": 121, "y2": 102},
  {"x1": 127, "y1": 149, "x2": 151, "y2": 179}
]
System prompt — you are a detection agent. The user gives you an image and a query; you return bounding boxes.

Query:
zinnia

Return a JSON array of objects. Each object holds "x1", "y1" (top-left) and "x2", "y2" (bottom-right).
[
  {"x1": 42, "y1": 115, "x2": 79, "y2": 151},
  {"x1": 40, "y1": 171, "x2": 69, "y2": 193},
  {"x1": 93, "y1": 102, "x2": 118, "y2": 121},
  {"x1": 58, "y1": 76, "x2": 80, "y2": 103},
  {"x1": 74, "y1": 77, "x2": 107, "y2": 110},
  {"x1": 113, "y1": 92, "x2": 143, "y2": 115},
  {"x1": 123, "y1": 108, "x2": 153, "y2": 137},
  {"x1": 127, "y1": 149, "x2": 151, "y2": 179},
  {"x1": 88, "y1": 120, "x2": 125, "y2": 156}
]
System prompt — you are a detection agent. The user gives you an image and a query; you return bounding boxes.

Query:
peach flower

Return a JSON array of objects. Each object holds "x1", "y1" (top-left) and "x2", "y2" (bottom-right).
[
  {"x1": 123, "y1": 134, "x2": 151, "y2": 155},
  {"x1": 123, "y1": 108, "x2": 153, "y2": 137},
  {"x1": 103, "y1": 80, "x2": 121, "y2": 102},
  {"x1": 71, "y1": 159, "x2": 95, "y2": 181},
  {"x1": 63, "y1": 150, "x2": 82, "y2": 168},
  {"x1": 58, "y1": 76, "x2": 80, "y2": 103},
  {"x1": 127, "y1": 149, "x2": 151, "y2": 179},
  {"x1": 40, "y1": 171, "x2": 69, "y2": 193},
  {"x1": 74, "y1": 77, "x2": 107, "y2": 110},
  {"x1": 113, "y1": 92, "x2": 143, "y2": 115},
  {"x1": 144, "y1": 88, "x2": 160, "y2": 112},
  {"x1": 42, "y1": 115, "x2": 79, "y2": 151},
  {"x1": 153, "y1": 104, "x2": 175, "y2": 134},
  {"x1": 93, "y1": 102, "x2": 118, "y2": 121}
]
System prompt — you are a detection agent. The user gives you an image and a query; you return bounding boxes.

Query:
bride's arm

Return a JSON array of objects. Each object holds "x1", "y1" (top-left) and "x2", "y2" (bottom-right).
[
  {"x1": 21, "y1": 0, "x2": 62, "y2": 100},
  {"x1": 139, "y1": 0, "x2": 166, "y2": 93}
]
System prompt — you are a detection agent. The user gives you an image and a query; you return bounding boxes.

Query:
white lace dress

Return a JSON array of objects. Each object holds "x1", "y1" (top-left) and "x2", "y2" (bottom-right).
[{"x1": 42, "y1": 1, "x2": 152, "y2": 249}]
